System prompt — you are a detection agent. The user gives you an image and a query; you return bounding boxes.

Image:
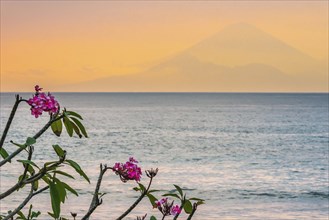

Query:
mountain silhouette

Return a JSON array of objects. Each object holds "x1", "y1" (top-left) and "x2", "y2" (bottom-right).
[{"x1": 63, "y1": 23, "x2": 327, "y2": 92}]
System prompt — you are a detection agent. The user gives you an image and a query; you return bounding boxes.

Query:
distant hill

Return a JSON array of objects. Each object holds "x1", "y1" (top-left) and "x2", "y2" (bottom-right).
[{"x1": 63, "y1": 23, "x2": 328, "y2": 92}]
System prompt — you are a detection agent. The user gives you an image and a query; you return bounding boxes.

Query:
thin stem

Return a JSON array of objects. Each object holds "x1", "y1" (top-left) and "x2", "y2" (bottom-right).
[
  {"x1": 0, "y1": 115, "x2": 63, "y2": 167},
  {"x1": 81, "y1": 164, "x2": 111, "y2": 220},
  {"x1": 0, "y1": 95, "x2": 21, "y2": 150},
  {"x1": 116, "y1": 176, "x2": 154, "y2": 220},
  {"x1": 20, "y1": 146, "x2": 34, "y2": 183},
  {"x1": 0, "y1": 157, "x2": 64, "y2": 200},
  {"x1": 2, "y1": 185, "x2": 49, "y2": 220},
  {"x1": 161, "y1": 215, "x2": 166, "y2": 220}
]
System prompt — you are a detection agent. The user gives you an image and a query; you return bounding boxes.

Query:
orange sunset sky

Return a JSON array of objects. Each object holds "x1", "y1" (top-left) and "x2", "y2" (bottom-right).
[{"x1": 0, "y1": 1, "x2": 328, "y2": 92}]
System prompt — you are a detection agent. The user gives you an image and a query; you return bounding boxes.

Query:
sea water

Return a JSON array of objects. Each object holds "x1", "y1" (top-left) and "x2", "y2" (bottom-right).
[{"x1": 0, "y1": 93, "x2": 328, "y2": 219}]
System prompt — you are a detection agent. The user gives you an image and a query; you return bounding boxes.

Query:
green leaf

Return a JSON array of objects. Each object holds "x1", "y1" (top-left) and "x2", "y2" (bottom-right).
[
  {"x1": 25, "y1": 137, "x2": 36, "y2": 146},
  {"x1": 0, "y1": 148, "x2": 9, "y2": 161},
  {"x1": 71, "y1": 122, "x2": 82, "y2": 138},
  {"x1": 146, "y1": 193, "x2": 158, "y2": 208},
  {"x1": 27, "y1": 165, "x2": 35, "y2": 175},
  {"x1": 61, "y1": 182, "x2": 79, "y2": 196},
  {"x1": 16, "y1": 211, "x2": 27, "y2": 220},
  {"x1": 184, "y1": 200, "x2": 193, "y2": 214},
  {"x1": 44, "y1": 161, "x2": 58, "y2": 168},
  {"x1": 65, "y1": 111, "x2": 83, "y2": 120},
  {"x1": 54, "y1": 179, "x2": 67, "y2": 203},
  {"x1": 150, "y1": 216, "x2": 157, "y2": 220},
  {"x1": 32, "y1": 180, "x2": 39, "y2": 191},
  {"x1": 133, "y1": 187, "x2": 140, "y2": 191},
  {"x1": 49, "y1": 182, "x2": 61, "y2": 218},
  {"x1": 65, "y1": 159, "x2": 90, "y2": 183},
  {"x1": 42, "y1": 176, "x2": 50, "y2": 184},
  {"x1": 47, "y1": 212, "x2": 56, "y2": 219},
  {"x1": 17, "y1": 160, "x2": 39, "y2": 169},
  {"x1": 51, "y1": 118, "x2": 63, "y2": 137},
  {"x1": 52, "y1": 170, "x2": 75, "y2": 179},
  {"x1": 189, "y1": 197, "x2": 205, "y2": 202},
  {"x1": 27, "y1": 204, "x2": 32, "y2": 219},
  {"x1": 196, "y1": 200, "x2": 205, "y2": 205},
  {"x1": 138, "y1": 183, "x2": 146, "y2": 193},
  {"x1": 63, "y1": 117, "x2": 73, "y2": 137},
  {"x1": 70, "y1": 117, "x2": 88, "y2": 138},
  {"x1": 11, "y1": 141, "x2": 26, "y2": 149},
  {"x1": 31, "y1": 211, "x2": 41, "y2": 219},
  {"x1": 174, "y1": 184, "x2": 183, "y2": 197},
  {"x1": 162, "y1": 193, "x2": 180, "y2": 199},
  {"x1": 52, "y1": 145, "x2": 65, "y2": 158},
  {"x1": 148, "y1": 189, "x2": 160, "y2": 193}
]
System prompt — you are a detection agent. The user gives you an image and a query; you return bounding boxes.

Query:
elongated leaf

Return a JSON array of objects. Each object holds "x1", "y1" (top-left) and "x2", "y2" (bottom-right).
[
  {"x1": 51, "y1": 118, "x2": 63, "y2": 137},
  {"x1": 27, "y1": 204, "x2": 32, "y2": 219},
  {"x1": 189, "y1": 197, "x2": 205, "y2": 201},
  {"x1": 27, "y1": 165, "x2": 35, "y2": 175},
  {"x1": 148, "y1": 189, "x2": 161, "y2": 193},
  {"x1": 54, "y1": 179, "x2": 67, "y2": 203},
  {"x1": 11, "y1": 141, "x2": 26, "y2": 149},
  {"x1": 25, "y1": 137, "x2": 36, "y2": 146},
  {"x1": 70, "y1": 117, "x2": 88, "y2": 138},
  {"x1": 138, "y1": 183, "x2": 146, "y2": 193},
  {"x1": 162, "y1": 193, "x2": 180, "y2": 199},
  {"x1": 133, "y1": 187, "x2": 140, "y2": 191},
  {"x1": 174, "y1": 184, "x2": 183, "y2": 197},
  {"x1": 47, "y1": 212, "x2": 56, "y2": 218},
  {"x1": 61, "y1": 182, "x2": 79, "y2": 196},
  {"x1": 17, "y1": 160, "x2": 39, "y2": 169},
  {"x1": 32, "y1": 180, "x2": 39, "y2": 191},
  {"x1": 63, "y1": 117, "x2": 73, "y2": 137},
  {"x1": 65, "y1": 159, "x2": 90, "y2": 183},
  {"x1": 30, "y1": 211, "x2": 41, "y2": 218},
  {"x1": 196, "y1": 200, "x2": 205, "y2": 205},
  {"x1": 49, "y1": 182, "x2": 61, "y2": 218},
  {"x1": 16, "y1": 211, "x2": 27, "y2": 220},
  {"x1": 0, "y1": 148, "x2": 9, "y2": 160},
  {"x1": 52, "y1": 145, "x2": 65, "y2": 157},
  {"x1": 71, "y1": 122, "x2": 82, "y2": 138},
  {"x1": 65, "y1": 111, "x2": 83, "y2": 120},
  {"x1": 52, "y1": 170, "x2": 75, "y2": 179},
  {"x1": 184, "y1": 200, "x2": 193, "y2": 214},
  {"x1": 44, "y1": 161, "x2": 58, "y2": 168},
  {"x1": 150, "y1": 216, "x2": 157, "y2": 220},
  {"x1": 42, "y1": 176, "x2": 50, "y2": 184},
  {"x1": 147, "y1": 193, "x2": 158, "y2": 207}
]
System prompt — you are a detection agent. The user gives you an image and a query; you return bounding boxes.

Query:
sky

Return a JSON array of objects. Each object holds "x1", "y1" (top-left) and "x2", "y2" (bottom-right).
[{"x1": 0, "y1": 1, "x2": 328, "y2": 92}]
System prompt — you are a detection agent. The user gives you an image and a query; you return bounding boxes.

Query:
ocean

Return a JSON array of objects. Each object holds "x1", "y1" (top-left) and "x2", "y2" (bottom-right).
[{"x1": 0, "y1": 93, "x2": 328, "y2": 219}]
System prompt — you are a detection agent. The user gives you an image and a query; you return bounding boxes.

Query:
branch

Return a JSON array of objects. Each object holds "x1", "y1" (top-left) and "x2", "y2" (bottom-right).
[
  {"x1": 20, "y1": 146, "x2": 34, "y2": 183},
  {"x1": 81, "y1": 164, "x2": 111, "y2": 220},
  {"x1": 0, "y1": 95, "x2": 22, "y2": 150},
  {"x1": 0, "y1": 156, "x2": 64, "y2": 200},
  {"x1": 2, "y1": 185, "x2": 49, "y2": 220},
  {"x1": 0, "y1": 114, "x2": 63, "y2": 167},
  {"x1": 116, "y1": 175, "x2": 154, "y2": 220}
]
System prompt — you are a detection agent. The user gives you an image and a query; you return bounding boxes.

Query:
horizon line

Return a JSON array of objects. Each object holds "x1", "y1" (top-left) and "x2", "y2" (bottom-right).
[{"x1": 1, "y1": 91, "x2": 328, "y2": 94}]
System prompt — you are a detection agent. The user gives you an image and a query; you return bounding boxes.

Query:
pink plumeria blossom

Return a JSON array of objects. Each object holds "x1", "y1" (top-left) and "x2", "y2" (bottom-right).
[
  {"x1": 27, "y1": 85, "x2": 59, "y2": 118},
  {"x1": 155, "y1": 197, "x2": 181, "y2": 217},
  {"x1": 112, "y1": 157, "x2": 142, "y2": 182},
  {"x1": 155, "y1": 198, "x2": 168, "y2": 207},
  {"x1": 170, "y1": 205, "x2": 181, "y2": 215}
]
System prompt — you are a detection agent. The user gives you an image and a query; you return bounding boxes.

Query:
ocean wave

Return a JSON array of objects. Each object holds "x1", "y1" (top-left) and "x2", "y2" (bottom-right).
[{"x1": 227, "y1": 189, "x2": 329, "y2": 199}]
